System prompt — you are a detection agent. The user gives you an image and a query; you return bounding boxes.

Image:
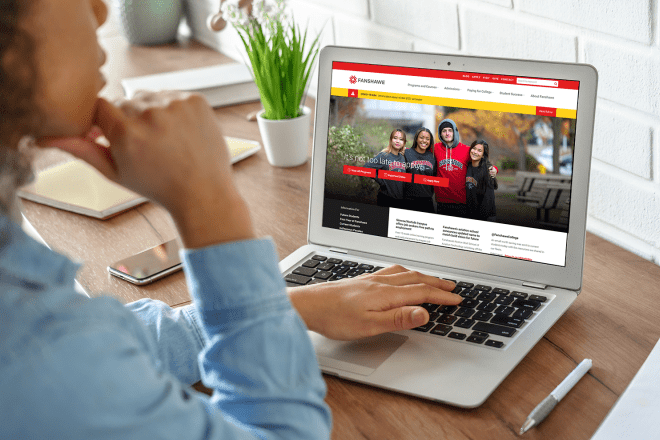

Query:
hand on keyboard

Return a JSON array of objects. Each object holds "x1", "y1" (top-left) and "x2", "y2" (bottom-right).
[{"x1": 288, "y1": 265, "x2": 461, "y2": 341}]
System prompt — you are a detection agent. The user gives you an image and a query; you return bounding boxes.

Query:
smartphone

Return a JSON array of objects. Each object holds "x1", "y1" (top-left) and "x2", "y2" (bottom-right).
[{"x1": 107, "y1": 239, "x2": 182, "y2": 285}]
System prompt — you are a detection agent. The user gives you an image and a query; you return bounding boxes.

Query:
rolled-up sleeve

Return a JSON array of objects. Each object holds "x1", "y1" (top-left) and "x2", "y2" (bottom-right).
[{"x1": 181, "y1": 238, "x2": 332, "y2": 439}]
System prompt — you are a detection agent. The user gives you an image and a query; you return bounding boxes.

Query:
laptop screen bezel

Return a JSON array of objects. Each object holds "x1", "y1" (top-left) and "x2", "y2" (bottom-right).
[{"x1": 308, "y1": 46, "x2": 598, "y2": 291}]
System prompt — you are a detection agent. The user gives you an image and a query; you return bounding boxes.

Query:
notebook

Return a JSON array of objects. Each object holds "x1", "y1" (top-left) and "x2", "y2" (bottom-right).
[
  {"x1": 279, "y1": 46, "x2": 598, "y2": 407},
  {"x1": 17, "y1": 159, "x2": 147, "y2": 219}
]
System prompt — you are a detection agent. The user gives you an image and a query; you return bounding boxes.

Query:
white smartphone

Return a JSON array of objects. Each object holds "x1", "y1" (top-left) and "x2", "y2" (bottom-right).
[{"x1": 107, "y1": 239, "x2": 182, "y2": 285}]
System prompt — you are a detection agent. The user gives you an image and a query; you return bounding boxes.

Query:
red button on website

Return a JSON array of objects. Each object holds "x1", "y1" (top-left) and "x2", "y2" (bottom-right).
[
  {"x1": 379, "y1": 170, "x2": 412, "y2": 182},
  {"x1": 414, "y1": 175, "x2": 449, "y2": 187},
  {"x1": 343, "y1": 165, "x2": 376, "y2": 178},
  {"x1": 536, "y1": 107, "x2": 556, "y2": 117},
  {"x1": 348, "y1": 89, "x2": 358, "y2": 97}
]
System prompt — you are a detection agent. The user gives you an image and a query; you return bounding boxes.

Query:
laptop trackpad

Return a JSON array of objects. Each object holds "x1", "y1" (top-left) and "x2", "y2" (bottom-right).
[{"x1": 309, "y1": 332, "x2": 408, "y2": 376}]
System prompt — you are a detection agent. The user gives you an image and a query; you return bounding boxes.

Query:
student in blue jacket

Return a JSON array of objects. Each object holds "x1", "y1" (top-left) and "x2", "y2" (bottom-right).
[{"x1": 0, "y1": 1, "x2": 461, "y2": 439}]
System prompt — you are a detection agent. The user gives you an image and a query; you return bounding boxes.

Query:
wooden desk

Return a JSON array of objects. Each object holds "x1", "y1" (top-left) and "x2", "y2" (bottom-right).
[{"x1": 20, "y1": 30, "x2": 660, "y2": 440}]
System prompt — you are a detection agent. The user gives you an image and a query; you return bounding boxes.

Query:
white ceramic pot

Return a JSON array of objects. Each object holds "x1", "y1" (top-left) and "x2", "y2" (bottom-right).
[
  {"x1": 115, "y1": 0, "x2": 184, "y2": 45},
  {"x1": 256, "y1": 107, "x2": 311, "y2": 168}
]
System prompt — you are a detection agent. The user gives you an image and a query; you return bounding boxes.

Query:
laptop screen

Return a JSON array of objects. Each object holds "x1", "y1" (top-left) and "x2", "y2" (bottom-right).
[{"x1": 321, "y1": 61, "x2": 580, "y2": 267}]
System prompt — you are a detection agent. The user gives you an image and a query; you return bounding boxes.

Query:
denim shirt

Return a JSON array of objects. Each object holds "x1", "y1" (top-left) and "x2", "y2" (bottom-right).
[{"x1": 0, "y1": 215, "x2": 331, "y2": 439}]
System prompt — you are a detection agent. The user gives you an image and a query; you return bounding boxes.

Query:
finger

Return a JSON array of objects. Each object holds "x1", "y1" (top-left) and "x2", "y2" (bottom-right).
[
  {"x1": 371, "y1": 269, "x2": 456, "y2": 291},
  {"x1": 373, "y1": 283, "x2": 462, "y2": 311},
  {"x1": 93, "y1": 98, "x2": 130, "y2": 146},
  {"x1": 365, "y1": 306, "x2": 430, "y2": 336}
]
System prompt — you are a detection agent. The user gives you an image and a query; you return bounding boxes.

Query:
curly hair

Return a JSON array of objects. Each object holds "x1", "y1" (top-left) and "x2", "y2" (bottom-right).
[
  {"x1": 0, "y1": 0, "x2": 39, "y2": 148},
  {"x1": 0, "y1": 0, "x2": 38, "y2": 218}
]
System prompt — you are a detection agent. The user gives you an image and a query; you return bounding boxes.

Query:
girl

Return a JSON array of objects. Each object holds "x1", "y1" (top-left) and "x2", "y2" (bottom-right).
[
  {"x1": 403, "y1": 127, "x2": 436, "y2": 213},
  {"x1": 364, "y1": 128, "x2": 408, "y2": 209},
  {"x1": 0, "y1": 2, "x2": 461, "y2": 438},
  {"x1": 466, "y1": 140, "x2": 498, "y2": 221}
]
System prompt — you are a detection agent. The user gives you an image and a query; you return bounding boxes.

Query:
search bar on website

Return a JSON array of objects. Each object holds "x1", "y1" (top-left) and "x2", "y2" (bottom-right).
[{"x1": 516, "y1": 78, "x2": 559, "y2": 87}]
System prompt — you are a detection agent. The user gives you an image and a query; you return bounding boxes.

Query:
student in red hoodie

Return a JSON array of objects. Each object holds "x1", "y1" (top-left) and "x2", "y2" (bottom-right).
[{"x1": 434, "y1": 119, "x2": 497, "y2": 218}]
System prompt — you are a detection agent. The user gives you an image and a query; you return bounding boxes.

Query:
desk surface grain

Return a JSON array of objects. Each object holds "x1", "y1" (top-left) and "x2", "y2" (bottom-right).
[{"x1": 19, "y1": 30, "x2": 660, "y2": 440}]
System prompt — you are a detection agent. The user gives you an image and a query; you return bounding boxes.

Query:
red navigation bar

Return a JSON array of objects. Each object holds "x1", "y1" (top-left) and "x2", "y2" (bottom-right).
[
  {"x1": 379, "y1": 170, "x2": 412, "y2": 182},
  {"x1": 343, "y1": 165, "x2": 376, "y2": 178},
  {"x1": 414, "y1": 175, "x2": 449, "y2": 187},
  {"x1": 333, "y1": 61, "x2": 579, "y2": 90}
]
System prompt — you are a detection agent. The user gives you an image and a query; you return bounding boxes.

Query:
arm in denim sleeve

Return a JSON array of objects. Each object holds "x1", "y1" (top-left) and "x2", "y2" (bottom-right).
[
  {"x1": 181, "y1": 238, "x2": 332, "y2": 439},
  {"x1": 125, "y1": 300, "x2": 206, "y2": 385}
]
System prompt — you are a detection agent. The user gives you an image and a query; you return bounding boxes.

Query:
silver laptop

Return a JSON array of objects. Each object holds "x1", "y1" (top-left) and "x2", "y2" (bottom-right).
[{"x1": 279, "y1": 46, "x2": 598, "y2": 408}]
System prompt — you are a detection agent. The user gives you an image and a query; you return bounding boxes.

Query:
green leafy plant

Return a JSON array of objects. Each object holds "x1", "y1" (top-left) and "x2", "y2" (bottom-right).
[{"x1": 221, "y1": 0, "x2": 320, "y2": 120}]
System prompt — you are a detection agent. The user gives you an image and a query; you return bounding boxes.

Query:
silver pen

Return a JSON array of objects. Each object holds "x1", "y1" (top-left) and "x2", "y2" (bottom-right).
[{"x1": 520, "y1": 358, "x2": 592, "y2": 434}]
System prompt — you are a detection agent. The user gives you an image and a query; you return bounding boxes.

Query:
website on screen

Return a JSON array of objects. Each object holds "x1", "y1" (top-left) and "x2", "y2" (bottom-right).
[{"x1": 322, "y1": 62, "x2": 579, "y2": 267}]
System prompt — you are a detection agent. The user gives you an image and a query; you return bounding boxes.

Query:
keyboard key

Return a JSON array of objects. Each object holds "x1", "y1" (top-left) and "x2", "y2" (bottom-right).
[
  {"x1": 372, "y1": 266, "x2": 385, "y2": 272},
  {"x1": 512, "y1": 308, "x2": 533, "y2": 320},
  {"x1": 329, "y1": 274, "x2": 348, "y2": 281},
  {"x1": 346, "y1": 269, "x2": 365, "y2": 277},
  {"x1": 438, "y1": 314, "x2": 457, "y2": 325},
  {"x1": 459, "y1": 298, "x2": 479, "y2": 308},
  {"x1": 343, "y1": 261, "x2": 358, "y2": 267},
  {"x1": 311, "y1": 255, "x2": 327, "y2": 261},
  {"x1": 430, "y1": 323, "x2": 452, "y2": 336},
  {"x1": 333, "y1": 266, "x2": 350, "y2": 275},
  {"x1": 485, "y1": 340, "x2": 505, "y2": 348},
  {"x1": 357, "y1": 263, "x2": 374, "y2": 270},
  {"x1": 472, "y1": 322, "x2": 517, "y2": 337},
  {"x1": 471, "y1": 331, "x2": 489, "y2": 339},
  {"x1": 512, "y1": 299, "x2": 542, "y2": 311},
  {"x1": 420, "y1": 303, "x2": 439, "y2": 312},
  {"x1": 490, "y1": 315, "x2": 524, "y2": 328},
  {"x1": 438, "y1": 305, "x2": 458, "y2": 314},
  {"x1": 475, "y1": 284, "x2": 492, "y2": 292},
  {"x1": 457, "y1": 281, "x2": 474, "y2": 288},
  {"x1": 460, "y1": 289, "x2": 479, "y2": 299},
  {"x1": 443, "y1": 278, "x2": 457, "y2": 284},
  {"x1": 428, "y1": 311, "x2": 440, "y2": 322},
  {"x1": 412, "y1": 321, "x2": 435, "y2": 332},
  {"x1": 492, "y1": 288, "x2": 510, "y2": 295},
  {"x1": 284, "y1": 273, "x2": 312, "y2": 285},
  {"x1": 477, "y1": 301, "x2": 498, "y2": 312},
  {"x1": 455, "y1": 308, "x2": 475, "y2": 318},
  {"x1": 452, "y1": 286, "x2": 464, "y2": 294},
  {"x1": 327, "y1": 258, "x2": 343, "y2": 264},
  {"x1": 448, "y1": 332, "x2": 467, "y2": 340},
  {"x1": 317, "y1": 262, "x2": 335, "y2": 271},
  {"x1": 455, "y1": 318, "x2": 475, "y2": 329},
  {"x1": 529, "y1": 294, "x2": 548, "y2": 303},
  {"x1": 302, "y1": 259, "x2": 320, "y2": 268},
  {"x1": 494, "y1": 295, "x2": 514, "y2": 305},
  {"x1": 494, "y1": 305, "x2": 515, "y2": 316},
  {"x1": 314, "y1": 271, "x2": 333, "y2": 280},
  {"x1": 473, "y1": 311, "x2": 493, "y2": 321},
  {"x1": 477, "y1": 291, "x2": 497, "y2": 302},
  {"x1": 466, "y1": 335, "x2": 487, "y2": 344},
  {"x1": 510, "y1": 291, "x2": 528, "y2": 299},
  {"x1": 293, "y1": 267, "x2": 317, "y2": 277}
]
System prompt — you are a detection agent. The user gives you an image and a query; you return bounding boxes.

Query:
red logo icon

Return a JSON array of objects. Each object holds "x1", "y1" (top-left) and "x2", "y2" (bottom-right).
[{"x1": 349, "y1": 75, "x2": 357, "y2": 84}]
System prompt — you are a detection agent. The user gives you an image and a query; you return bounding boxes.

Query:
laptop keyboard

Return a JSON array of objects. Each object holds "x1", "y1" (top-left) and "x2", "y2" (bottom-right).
[{"x1": 285, "y1": 254, "x2": 550, "y2": 349}]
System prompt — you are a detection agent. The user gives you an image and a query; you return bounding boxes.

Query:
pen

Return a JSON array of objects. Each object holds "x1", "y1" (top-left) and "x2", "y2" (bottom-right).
[{"x1": 520, "y1": 358, "x2": 592, "y2": 434}]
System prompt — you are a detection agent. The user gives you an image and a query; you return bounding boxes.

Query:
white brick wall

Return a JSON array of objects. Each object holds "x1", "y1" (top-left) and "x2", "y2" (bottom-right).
[{"x1": 187, "y1": 0, "x2": 660, "y2": 265}]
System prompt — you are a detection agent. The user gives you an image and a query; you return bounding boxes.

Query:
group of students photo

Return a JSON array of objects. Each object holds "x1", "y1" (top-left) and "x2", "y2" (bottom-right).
[{"x1": 364, "y1": 119, "x2": 499, "y2": 222}]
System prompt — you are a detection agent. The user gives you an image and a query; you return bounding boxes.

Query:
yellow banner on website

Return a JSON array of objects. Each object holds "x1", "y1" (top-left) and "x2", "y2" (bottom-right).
[{"x1": 331, "y1": 87, "x2": 576, "y2": 119}]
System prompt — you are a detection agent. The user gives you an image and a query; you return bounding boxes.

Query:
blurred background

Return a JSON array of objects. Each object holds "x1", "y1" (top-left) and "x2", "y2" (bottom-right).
[{"x1": 103, "y1": 0, "x2": 660, "y2": 266}]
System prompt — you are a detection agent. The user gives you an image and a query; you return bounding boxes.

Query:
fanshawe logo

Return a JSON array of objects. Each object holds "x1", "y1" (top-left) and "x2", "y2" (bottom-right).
[
  {"x1": 348, "y1": 74, "x2": 385, "y2": 85},
  {"x1": 388, "y1": 161, "x2": 406, "y2": 171},
  {"x1": 438, "y1": 158, "x2": 464, "y2": 171}
]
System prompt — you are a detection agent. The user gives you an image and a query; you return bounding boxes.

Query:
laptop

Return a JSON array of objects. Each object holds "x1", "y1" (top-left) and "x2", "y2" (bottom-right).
[{"x1": 279, "y1": 46, "x2": 598, "y2": 408}]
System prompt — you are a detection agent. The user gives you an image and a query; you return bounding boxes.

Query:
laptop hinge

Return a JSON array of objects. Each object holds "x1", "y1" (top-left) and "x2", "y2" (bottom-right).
[
  {"x1": 328, "y1": 247, "x2": 349, "y2": 255},
  {"x1": 522, "y1": 281, "x2": 547, "y2": 290}
]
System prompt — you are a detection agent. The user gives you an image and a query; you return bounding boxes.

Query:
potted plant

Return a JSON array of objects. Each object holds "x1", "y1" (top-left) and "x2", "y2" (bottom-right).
[{"x1": 208, "y1": 0, "x2": 321, "y2": 167}]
